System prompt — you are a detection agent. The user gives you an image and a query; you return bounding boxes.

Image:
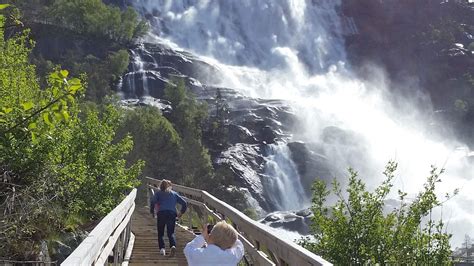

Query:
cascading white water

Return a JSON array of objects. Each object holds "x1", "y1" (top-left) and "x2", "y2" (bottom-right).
[
  {"x1": 133, "y1": 0, "x2": 474, "y2": 246},
  {"x1": 122, "y1": 45, "x2": 160, "y2": 97},
  {"x1": 134, "y1": 0, "x2": 345, "y2": 72},
  {"x1": 263, "y1": 143, "x2": 308, "y2": 210}
]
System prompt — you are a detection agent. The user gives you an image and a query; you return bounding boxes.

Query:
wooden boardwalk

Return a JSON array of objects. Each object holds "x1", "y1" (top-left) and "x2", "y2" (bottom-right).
[
  {"x1": 62, "y1": 182, "x2": 330, "y2": 266},
  {"x1": 129, "y1": 205, "x2": 196, "y2": 266}
]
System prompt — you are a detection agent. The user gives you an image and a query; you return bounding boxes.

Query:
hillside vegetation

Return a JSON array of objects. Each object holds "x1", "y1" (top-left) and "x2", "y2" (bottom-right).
[
  {"x1": 0, "y1": 4, "x2": 142, "y2": 260},
  {"x1": 0, "y1": 2, "x2": 247, "y2": 261}
]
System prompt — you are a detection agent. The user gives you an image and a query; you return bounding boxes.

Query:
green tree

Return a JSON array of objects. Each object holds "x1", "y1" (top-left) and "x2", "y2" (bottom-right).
[
  {"x1": 207, "y1": 88, "x2": 229, "y2": 149},
  {"x1": 300, "y1": 161, "x2": 454, "y2": 265},
  {"x1": 52, "y1": 104, "x2": 142, "y2": 219},
  {"x1": 117, "y1": 107, "x2": 182, "y2": 179},
  {"x1": 47, "y1": 0, "x2": 148, "y2": 43},
  {"x1": 163, "y1": 78, "x2": 214, "y2": 186},
  {"x1": 107, "y1": 49, "x2": 130, "y2": 80},
  {"x1": 0, "y1": 12, "x2": 142, "y2": 260}
]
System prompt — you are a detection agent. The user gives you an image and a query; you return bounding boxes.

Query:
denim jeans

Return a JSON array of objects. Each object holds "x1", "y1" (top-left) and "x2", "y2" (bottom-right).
[{"x1": 157, "y1": 210, "x2": 177, "y2": 249}]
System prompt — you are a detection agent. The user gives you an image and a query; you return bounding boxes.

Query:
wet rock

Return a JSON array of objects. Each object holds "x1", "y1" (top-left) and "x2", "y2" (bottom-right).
[
  {"x1": 49, "y1": 231, "x2": 88, "y2": 263},
  {"x1": 260, "y1": 208, "x2": 313, "y2": 235},
  {"x1": 287, "y1": 141, "x2": 332, "y2": 197},
  {"x1": 227, "y1": 124, "x2": 258, "y2": 144},
  {"x1": 260, "y1": 125, "x2": 276, "y2": 144},
  {"x1": 215, "y1": 144, "x2": 274, "y2": 211},
  {"x1": 120, "y1": 96, "x2": 172, "y2": 112},
  {"x1": 119, "y1": 42, "x2": 306, "y2": 212},
  {"x1": 121, "y1": 70, "x2": 170, "y2": 98}
]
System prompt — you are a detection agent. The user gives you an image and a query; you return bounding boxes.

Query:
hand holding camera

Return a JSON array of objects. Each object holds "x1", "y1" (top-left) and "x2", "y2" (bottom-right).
[{"x1": 201, "y1": 223, "x2": 214, "y2": 242}]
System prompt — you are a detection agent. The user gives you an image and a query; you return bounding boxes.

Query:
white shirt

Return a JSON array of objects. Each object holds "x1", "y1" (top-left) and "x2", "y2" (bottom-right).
[{"x1": 184, "y1": 235, "x2": 244, "y2": 266}]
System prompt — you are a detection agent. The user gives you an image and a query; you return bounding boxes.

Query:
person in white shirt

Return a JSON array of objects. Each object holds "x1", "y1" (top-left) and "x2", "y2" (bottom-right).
[{"x1": 184, "y1": 221, "x2": 244, "y2": 266}]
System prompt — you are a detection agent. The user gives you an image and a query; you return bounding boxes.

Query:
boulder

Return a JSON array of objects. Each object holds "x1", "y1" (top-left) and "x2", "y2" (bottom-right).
[
  {"x1": 49, "y1": 231, "x2": 88, "y2": 263},
  {"x1": 260, "y1": 208, "x2": 313, "y2": 235}
]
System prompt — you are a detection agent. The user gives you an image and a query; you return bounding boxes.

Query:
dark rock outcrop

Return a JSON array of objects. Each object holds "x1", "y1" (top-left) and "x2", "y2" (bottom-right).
[
  {"x1": 49, "y1": 231, "x2": 88, "y2": 263},
  {"x1": 119, "y1": 43, "x2": 301, "y2": 212},
  {"x1": 287, "y1": 141, "x2": 331, "y2": 197},
  {"x1": 343, "y1": 0, "x2": 474, "y2": 145},
  {"x1": 260, "y1": 208, "x2": 313, "y2": 235}
]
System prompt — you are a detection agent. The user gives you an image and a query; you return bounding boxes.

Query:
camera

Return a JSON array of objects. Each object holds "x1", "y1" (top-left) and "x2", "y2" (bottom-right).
[{"x1": 206, "y1": 224, "x2": 214, "y2": 234}]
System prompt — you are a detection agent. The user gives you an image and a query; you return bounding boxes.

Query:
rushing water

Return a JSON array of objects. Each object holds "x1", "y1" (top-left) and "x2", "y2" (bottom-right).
[
  {"x1": 263, "y1": 142, "x2": 308, "y2": 210},
  {"x1": 132, "y1": 0, "x2": 474, "y2": 246},
  {"x1": 122, "y1": 44, "x2": 161, "y2": 98}
]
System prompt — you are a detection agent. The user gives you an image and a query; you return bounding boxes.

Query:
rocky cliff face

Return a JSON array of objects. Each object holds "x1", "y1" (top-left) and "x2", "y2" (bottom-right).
[
  {"x1": 119, "y1": 43, "x2": 324, "y2": 213},
  {"x1": 343, "y1": 0, "x2": 474, "y2": 144},
  {"x1": 120, "y1": 41, "x2": 391, "y2": 214}
]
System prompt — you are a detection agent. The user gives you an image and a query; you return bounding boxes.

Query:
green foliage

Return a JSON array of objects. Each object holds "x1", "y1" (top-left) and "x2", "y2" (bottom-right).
[
  {"x1": 163, "y1": 78, "x2": 214, "y2": 186},
  {"x1": 421, "y1": 18, "x2": 464, "y2": 50},
  {"x1": 207, "y1": 88, "x2": 230, "y2": 149},
  {"x1": 47, "y1": 0, "x2": 148, "y2": 43},
  {"x1": 468, "y1": 42, "x2": 474, "y2": 51},
  {"x1": 300, "y1": 161, "x2": 454, "y2": 265},
  {"x1": 454, "y1": 99, "x2": 468, "y2": 113},
  {"x1": 108, "y1": 49, "x2": 130, "y2": 80},
  {"x1": 52, "y1": 104, "x2": 142, "y2": 219},
  {"x1": 117, "y1": 107, "x2": 181, "y2": 179},
  {"x1": 67, "y1": 50, "x2": 129, "y2": 102},
  {"x1": 0, "y1": 16, "x2": 142, "y2": 260},
  {"x1": 9, "y1": 1, "x2": 140, "y2": 102}
]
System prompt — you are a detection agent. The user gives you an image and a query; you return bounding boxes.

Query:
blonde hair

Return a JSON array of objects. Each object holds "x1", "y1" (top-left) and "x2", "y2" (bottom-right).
[
  {"x1": 209, "y1": 221, "x2": 238, "y2": 250},
  {"x1": 160, "y1": 179, "x2": 172, "y2": 192}
]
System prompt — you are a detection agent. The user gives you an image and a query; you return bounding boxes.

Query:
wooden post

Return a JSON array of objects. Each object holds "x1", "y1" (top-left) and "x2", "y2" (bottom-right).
[
  {"x1": 147, "y1": 186, "x2": 151, "y2": 203},
  {"x1": 125, "y1": 221, "x2": 131, "y2": 252},
  {"x1": 113, "y1": 240, "x2": 119, "y2": 266},
  {"x1": 188, "y1": 207, "x2": 193, "y2": 231},
  {"x1": 120, "y1": 228, "x2": 127, "y2": 263}
]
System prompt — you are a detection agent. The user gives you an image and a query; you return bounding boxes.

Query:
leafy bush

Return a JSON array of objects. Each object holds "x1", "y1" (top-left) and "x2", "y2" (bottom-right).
[
  {"x1": 108, "y1": 49, "x2": 130, "y2": 80},
  {"x1": 117, "y1": 107, "x2": 182, "y2": 179},
  {"x1": 0, "y1": 11, "x2": 142, "y2": 260},
  {"x1": 300, "y1": 161, "x2": 454, "y2": 265},
  {"x1": 468, "y1": 42, "x2": 474, "y2": 51},
  {"x1": 65, "y1": 49, "x2": 129, "y2": 102}
]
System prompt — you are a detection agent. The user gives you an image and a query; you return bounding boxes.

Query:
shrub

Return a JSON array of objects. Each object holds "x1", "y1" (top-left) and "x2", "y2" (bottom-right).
[
  {"x1": 300, "y1": 161, "x2": 454, "y2": 265},
  {"x1": 0, "y1": 11, "x2": 142, "y2": 259}
]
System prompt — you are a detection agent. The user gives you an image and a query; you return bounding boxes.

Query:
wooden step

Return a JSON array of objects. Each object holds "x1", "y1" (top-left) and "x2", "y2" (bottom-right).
[{"x1": 129, "y1": 206, "x2": 196, "y2": 266}]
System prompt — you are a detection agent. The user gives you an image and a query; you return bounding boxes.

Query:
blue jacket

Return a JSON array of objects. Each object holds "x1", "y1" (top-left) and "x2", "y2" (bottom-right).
[{"x1": 150, "y1": 190, "x2": 187, "y2": 215}]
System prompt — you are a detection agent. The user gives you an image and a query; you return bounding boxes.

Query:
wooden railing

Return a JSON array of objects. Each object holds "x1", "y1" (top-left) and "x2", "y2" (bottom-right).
[
  {"x1": 61, "y1": 189, "x2": 136, "y2": 266},
  {"x1": 145, "y1": 177, "x2": 332, "y2": 266}
]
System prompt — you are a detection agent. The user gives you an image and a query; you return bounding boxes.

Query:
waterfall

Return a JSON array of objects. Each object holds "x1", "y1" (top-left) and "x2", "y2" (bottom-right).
[
  {"x1": 133, "y1": 49, "x2": 149, "y2": 96},
  {"x1": 132, "y1": 0, "x2": 474, "y2": 245},
  {"x1": 263, "y1": 142, "x2": 307, "y2": 211},
  {"x1": 134, "y1": 0, "x2": 345, "y2": 72},
  {"x1": 121, "y1": 45, "x2": 159, "y2": 97}
]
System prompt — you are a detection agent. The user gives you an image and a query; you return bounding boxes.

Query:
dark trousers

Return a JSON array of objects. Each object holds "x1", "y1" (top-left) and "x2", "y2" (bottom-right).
[{"x1": 157, "y1": 210, "x2": 177, "y2": 249}]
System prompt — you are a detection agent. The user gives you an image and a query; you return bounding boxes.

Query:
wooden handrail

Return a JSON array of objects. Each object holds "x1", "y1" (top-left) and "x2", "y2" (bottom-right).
[
  {"x1": 61, "y1": 189, "x2": 136, "y2": 266},
  {"x1": 145, "y1": 177, "x2": 332, "y2": 266}
]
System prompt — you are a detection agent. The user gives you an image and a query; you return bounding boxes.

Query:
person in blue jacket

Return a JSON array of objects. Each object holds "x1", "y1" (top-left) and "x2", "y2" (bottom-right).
[{"x1": 150, "y1": 179, "x2": 187, "y2": 257}]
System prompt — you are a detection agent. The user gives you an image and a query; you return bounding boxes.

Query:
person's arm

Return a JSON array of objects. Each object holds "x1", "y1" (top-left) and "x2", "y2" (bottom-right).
[
  {"x1": 183, "y1": 234, "x2": 207, "y2": 261},
  {"x1": 149, "y1": 191, "x2": 159, "y2": 214},
  {"x1": 175, "y1": 192, "x2": 187, "y2": 216}
]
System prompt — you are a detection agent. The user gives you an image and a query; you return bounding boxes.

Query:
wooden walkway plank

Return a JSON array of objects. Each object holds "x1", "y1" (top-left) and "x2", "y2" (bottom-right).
[{"x1": 130, "y1": 205, "x2": 196, "y2": 266}]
